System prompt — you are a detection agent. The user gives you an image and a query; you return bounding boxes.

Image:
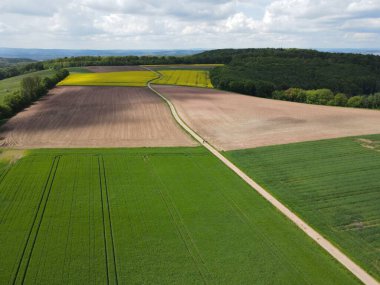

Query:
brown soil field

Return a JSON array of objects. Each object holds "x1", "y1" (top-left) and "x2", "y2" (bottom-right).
[
  {"x1": 0, "y1": 86, "x2": 196, "y2": 148},
  {"x1": 153, "y1": 85, "x2": 380, "y2": 150},
  {"x1": 144, "y1": 64, "x2": 222, "y2": 70},
  {"x1": 85, "y1": 65, "x2": 145, "y2": 72}
]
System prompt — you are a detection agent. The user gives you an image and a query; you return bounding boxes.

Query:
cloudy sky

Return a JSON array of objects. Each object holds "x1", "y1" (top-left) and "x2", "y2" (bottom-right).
[{"x1": 0, "y1": 0, "x2": 379, "y2": 49}]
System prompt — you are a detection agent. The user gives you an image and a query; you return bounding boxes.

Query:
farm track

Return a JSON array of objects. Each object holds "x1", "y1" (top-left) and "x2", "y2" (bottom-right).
[
  {"x1": 12, "y1": 156, "x2": 60, "y2": 284},
  {"x1": 146, "y1": 68, "x2": 379, "y2": 285},
  {"x1": 98, "y1": 155, "x2": 119, "y2": 285},
  {"x1": 146, "y1": 156, "x2": 210, "y2": 283}
]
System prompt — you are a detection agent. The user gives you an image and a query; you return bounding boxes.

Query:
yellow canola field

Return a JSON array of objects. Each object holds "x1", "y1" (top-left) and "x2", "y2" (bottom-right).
[
  {"x1": 58, "y1": 71, "x2": 157, "y2": 87},
  {"x1": 153, "y1": 70, "x2": 213, "y2": 88}
]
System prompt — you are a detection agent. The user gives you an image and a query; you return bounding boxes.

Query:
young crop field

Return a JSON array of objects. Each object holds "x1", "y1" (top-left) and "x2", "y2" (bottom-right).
[
  {"x1": 226, "y1": 134, "x2": 380, "y2": 280},
  {"x1": 0, "y1": 147, "x2": 360, "y2": 284},
  {"x1": 0, "y1": 70, "x2": 56, "y2": 103},
  {"x1": 152, "y1": 70, "x2": 213, "y2": 88},
  {"x1": 58, "y1": 71, "x2": 157, "y2": 87},
  {"x1": 65, "y1": 67, "x2": 93, "y2": 73}
]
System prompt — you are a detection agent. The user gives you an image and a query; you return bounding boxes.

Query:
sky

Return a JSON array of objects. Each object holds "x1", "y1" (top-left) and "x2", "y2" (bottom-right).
[{"x1": 0, "y1": 0, "x2": 379, "y2": 49}]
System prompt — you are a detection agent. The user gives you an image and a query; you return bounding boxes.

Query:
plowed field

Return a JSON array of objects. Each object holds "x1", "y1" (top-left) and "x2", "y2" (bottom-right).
[
  {"x1": 0, "y1": 86, "x2": 196, "y2": 148},
  {"x1": 154, "y1": 85, "x2": 380, "y2": 150}
]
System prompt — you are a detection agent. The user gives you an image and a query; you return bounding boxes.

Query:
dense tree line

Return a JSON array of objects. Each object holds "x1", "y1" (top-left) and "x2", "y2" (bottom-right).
[
  {"x1": 272, "y1": 88, "x2": 380, "y2": 109},
  {"x1": 0, "y1": 69, "x2": 69, "y2": 120},
  {"x1": 202, "y1": 48, "x2": 380, "y2": 109},
  {"x1": 44, "y1": 55, "x2": 199, "y2": 69},
  {"x1": 210, "y1": 56, "x2": 380, "y2": 96},
  {"x1": 0, "y1": 62, "x2": 44, "y2": 80}
]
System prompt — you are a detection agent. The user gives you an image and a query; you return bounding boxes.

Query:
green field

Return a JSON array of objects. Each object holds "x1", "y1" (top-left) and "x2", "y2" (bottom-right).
[
  {"x1": 58, "y1": 71, "x2": 157, "y2": 87},
  {"x1": 0, "y1": 147, "x2": 359, "y2": 284},
  {"x1": 0, "y1": 70, "x2": 56, "y2": 103},
  {"x1": 226, "y1": 135, "x2": 380, "y2": 280},
  {"x1": 66, "y1": 67, "x2": 93, "y2": 73},
  {"x1": 153, "y1": 70, "x2": 213, "y2": 88}
]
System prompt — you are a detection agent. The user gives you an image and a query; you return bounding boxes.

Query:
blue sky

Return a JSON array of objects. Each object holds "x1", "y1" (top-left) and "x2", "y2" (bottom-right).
[{"x1": 0, "y1": 0, "x2": 379, "y2": 49}]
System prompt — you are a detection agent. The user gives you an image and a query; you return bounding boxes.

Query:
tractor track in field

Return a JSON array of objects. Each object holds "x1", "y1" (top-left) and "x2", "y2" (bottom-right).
[
  {"x1": 145, "y1": 155, "x2": 210, "y2": 284},
  {"x1": 97, "y1": 155, "x2": 119, "y2": 285},
  {"x1": 12, "y1": 156, "x2": 61, "y2": 285},
  {"x1": 145, "y1": 67, "x2": 379, "y2": 285}
]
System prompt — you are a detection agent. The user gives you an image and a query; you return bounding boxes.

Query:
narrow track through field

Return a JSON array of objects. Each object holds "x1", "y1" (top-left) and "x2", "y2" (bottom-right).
[{"x1": 146, "y1": 68, "x2": 379, "y2": 285}]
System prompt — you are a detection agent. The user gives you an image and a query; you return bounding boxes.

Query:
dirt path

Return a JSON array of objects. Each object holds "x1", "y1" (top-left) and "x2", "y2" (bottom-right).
[{"x1": 146, "y1": 70, "x2": 379, "y2": 285}]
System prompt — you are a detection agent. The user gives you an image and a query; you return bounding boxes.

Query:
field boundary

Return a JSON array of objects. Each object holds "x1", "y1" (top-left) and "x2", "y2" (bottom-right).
[
  {"x1": 12, "y1": 156, "x2": 61, "y2": 284},
  {"x1": 145, "y1": 68, "x2": 379, "y2": 285}
]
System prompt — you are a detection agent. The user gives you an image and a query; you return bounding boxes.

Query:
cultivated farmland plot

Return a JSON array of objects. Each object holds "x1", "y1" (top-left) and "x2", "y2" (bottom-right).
[
  {"x1": 144, "y1": 64, "x2": 224, "y2": 70},
  {"x1": 0, "y1": 86, "x2": 196, "y2": 148},
  {"x1": 226, "y1": 135, "x2": 380, "y2": 280},
  {"x1": 84, "y1": 65, "x2": 146, "y2": 72},
  {"x1": 153, "y1": 85, "x2": 380, "y2": 150},
  {"x1": 0, "y1": 148, "x2": 360, "y2": 284},
  {"x1": 58, "y1": 71, "x2": 157, "y2": 87},
  {"x1": 152, "y1": 70, "x2": 213, "y2": 88}
]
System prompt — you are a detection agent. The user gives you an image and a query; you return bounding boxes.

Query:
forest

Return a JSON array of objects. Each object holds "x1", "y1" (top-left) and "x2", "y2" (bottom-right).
[
  {"x1": 207, "y1": 49, "x2": 380, "y2": 96},
  {"x1": 0, "y1": 61, "x2": 44, "y2": 80}
]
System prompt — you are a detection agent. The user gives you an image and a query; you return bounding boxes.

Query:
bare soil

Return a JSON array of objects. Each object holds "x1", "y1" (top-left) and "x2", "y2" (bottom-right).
[
  {"x1": 85, "y1": 66, "x2": 145, "y2": 72},
  {"x1": 0, "y1": 86, "x2": 196, "y2": 148},
  {"x1": 153, "y1": 85, "x2": 380, "y2": 150}
]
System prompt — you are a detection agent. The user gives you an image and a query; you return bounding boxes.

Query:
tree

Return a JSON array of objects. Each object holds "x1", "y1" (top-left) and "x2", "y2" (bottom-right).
[
  {"x1": 306, "y1": 90, "x2": 319, "y2": 104},
  {"x1": 316, "y1": 89, "x2": 334, "y2": 105},
  {"x1": 284, "y1": 88, "x2": 307, "y2": 102},
  {"x1": 333, "y1": 93, "x2": 348, "y2": 106},
  {"x1": 255, "y1": 81, "x2": 275, "y2": 98},
  {"x1": 347, "y1": 96, "x2": 364, "y2": 108},
  {"x1": 0, "y1": 104, "x2": 11, "y2": 119},
  {"x1": 243, "y1": 80, "x2": 256, "y2": 95},
  {"x1": 272, "y1": 90, "x2": 285, "y2": 100}
]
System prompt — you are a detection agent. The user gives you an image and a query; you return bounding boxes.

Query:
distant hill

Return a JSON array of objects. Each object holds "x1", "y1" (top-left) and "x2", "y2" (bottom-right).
[
  {"x1": 317, "y1": 48, "x2": 380, "y2": 56},
  {"x1": 0, "y1": 48, "x2": 206, "y2": 61},
  {"x1": 0, "y1": 57, "x2": 35, "y2": 67}
]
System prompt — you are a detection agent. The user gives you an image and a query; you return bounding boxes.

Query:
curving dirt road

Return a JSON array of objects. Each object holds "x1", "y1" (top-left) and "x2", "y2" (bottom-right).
[{"x1": 146, "y1": 69, "x2": 379, "y2": 285}]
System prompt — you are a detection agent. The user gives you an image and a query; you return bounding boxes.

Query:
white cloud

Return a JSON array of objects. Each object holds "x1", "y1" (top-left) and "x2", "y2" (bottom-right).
[
  {"x1": 223, "y1": 13, "x2": 259, "y2": 32},
  {"x1": 0, "y1": 0, "x2": 379, "y2": 49},
  {"x1": 94, "y1": 14, "x2": 152, "y2": 36}
]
